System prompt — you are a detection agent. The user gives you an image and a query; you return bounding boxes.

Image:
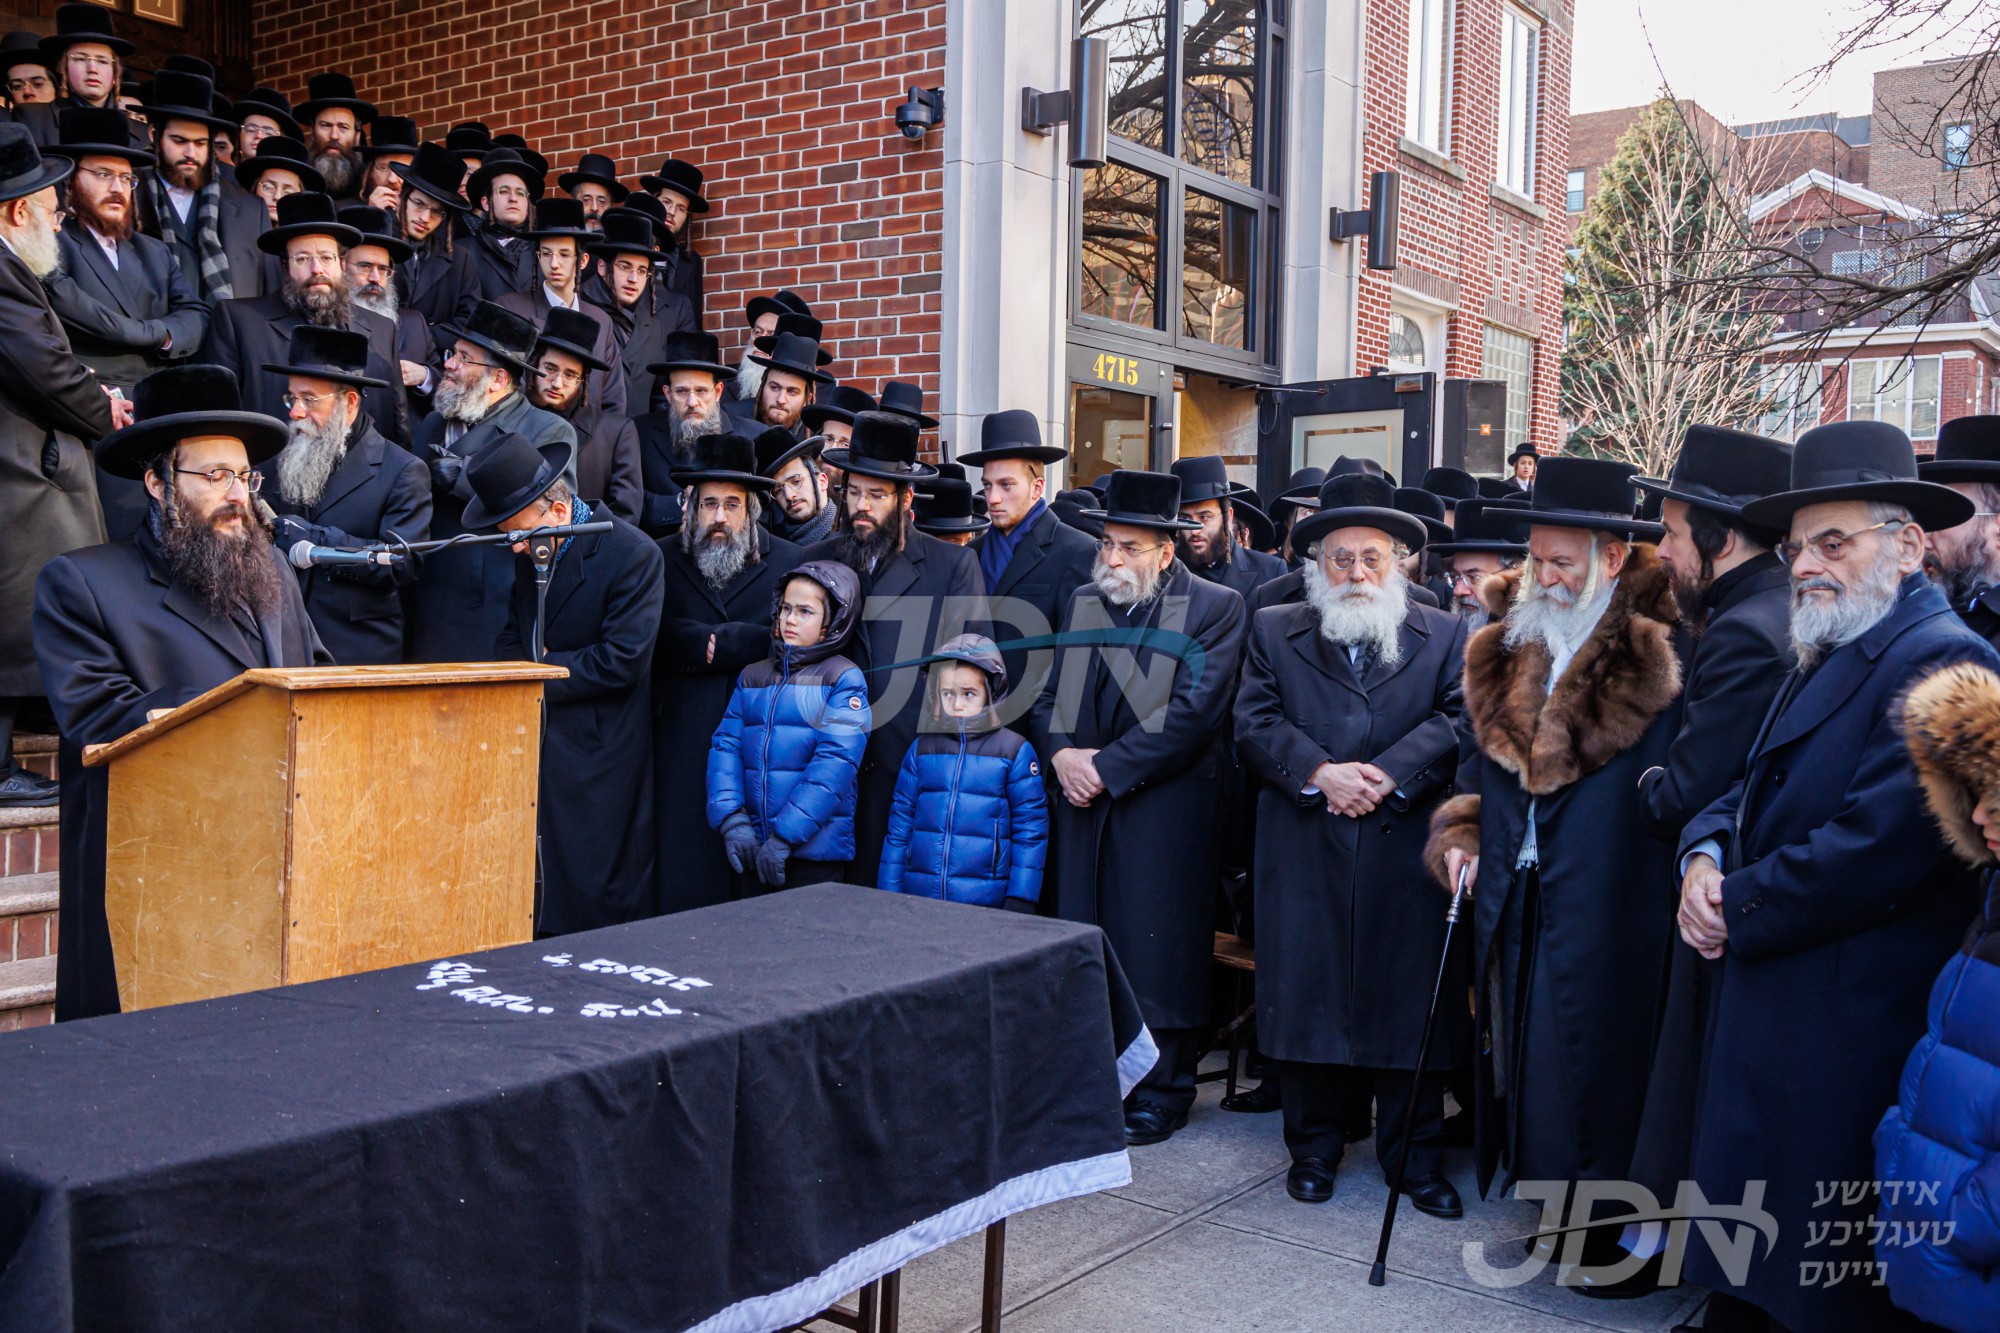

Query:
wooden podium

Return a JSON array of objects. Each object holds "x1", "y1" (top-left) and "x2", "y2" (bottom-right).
[{"x1": 83, "y1": 662, "x2": 567, "y2": 1011}]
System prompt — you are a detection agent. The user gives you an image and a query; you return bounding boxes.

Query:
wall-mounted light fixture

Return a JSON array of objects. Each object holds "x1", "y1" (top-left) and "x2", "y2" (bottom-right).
[
  {"x1": 1331, "y1": 170, "x2": 1401, "y2": 271},
  {"x1": 1022, "y1": 36, "x2": 1108, "y2": 168}
]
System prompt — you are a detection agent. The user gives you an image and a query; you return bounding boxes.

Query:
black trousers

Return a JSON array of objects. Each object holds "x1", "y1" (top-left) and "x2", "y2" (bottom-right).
[
  {"x1": 1278, "y1": 1060, "x2": 1445, "y2": 1178},
  {"x1": 731, "y1": 858, "x2": 849, "y2": 900},
  {"x1": 0, "y1": 697, "x2": 17, "y2": 777},
  {"x1": 1132, "y1": 1025, "x2": 1201, "y2": 1115}
]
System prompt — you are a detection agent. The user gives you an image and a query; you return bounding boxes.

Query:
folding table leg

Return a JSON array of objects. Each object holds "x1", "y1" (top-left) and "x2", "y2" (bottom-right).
[
  {"x1": 857, "y1": 1278, "x2": 879, "y2": 1332},
  {"x1": 981, "y1": 1219, "x2": 1007, "y2": 1332},
  {"x1": 879, "y1": 1269, "x2": 901, "y2": 1333}
]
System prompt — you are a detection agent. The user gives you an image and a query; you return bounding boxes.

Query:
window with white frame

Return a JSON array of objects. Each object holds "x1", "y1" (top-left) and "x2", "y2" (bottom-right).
[
  {"x1": 1496, "y1": 6, "x2": 1539, "y2": 196},
  {"x1": 1849, "y1": 356, "x2": 1942, "y2": 441},
  {"x1": 1944, "y1": 123, "x2": 1972, "y2": 171},
  {"x1": 1565, "y1": 168, "x2": 1585, "y2": 212},
  {"x1": 1404, "y1": 0, "x2": 1450, "y2": 152},
  {"x1": 1482, "y1": 325, "x2": 1533, "y2": 447},
  {"x1": 1757, "y1": 362, "x2": 1821, "y2": 440}
]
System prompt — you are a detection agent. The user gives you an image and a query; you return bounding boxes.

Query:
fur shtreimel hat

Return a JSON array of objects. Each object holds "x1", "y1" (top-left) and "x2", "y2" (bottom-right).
[{"x1": 1904, "y1": 661, "x2": 2000, "y2": 865}]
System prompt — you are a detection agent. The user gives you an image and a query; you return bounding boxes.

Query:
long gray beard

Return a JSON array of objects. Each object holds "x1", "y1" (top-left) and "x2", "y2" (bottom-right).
[
  {"x1": 276, "y1": 401, "x2": 353, "y2": 507},
  {"x1": 1303, "y1": 561, "x2": 1407, "y2": 665},
  {"x1": 435, "y1": 367, "x2": 499, "y2": 425},
  {"x1": 353, "y1": 279, "x2": 398, "y2": 322},
  {"x1": 1091, "y1": 551, "x2": 1168, "y2": 609},
  {"x1": 7, "y1": 207, "x2": 60, "y2": 278},
  {"x1": 315, "y1": 150, "x2": 360, "y2": 198},
  {"x1": 733, "y1": 350, "x2": 763, "y2": 402},
  {"x1": 672, "y1": 404, "x2": 723, "y2": 463},
  {"x1": 1504, "y1": 562, "x2": 1616, "y2": 659},
  {"x1": 689, "y1": 516, "x2": 758, "y2": 590},
  {"x1": 1792, "y1": 548, "x2": 1903, "y2": 669}
]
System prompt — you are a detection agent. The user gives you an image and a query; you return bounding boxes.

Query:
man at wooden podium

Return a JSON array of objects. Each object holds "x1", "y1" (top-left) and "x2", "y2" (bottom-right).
[{"x1": 32, "y1": 364, "x2": 330, "y2": 1019}]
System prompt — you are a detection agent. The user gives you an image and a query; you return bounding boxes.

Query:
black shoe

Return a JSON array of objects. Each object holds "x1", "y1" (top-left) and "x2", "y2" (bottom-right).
[
  {"x1": 1401, "y1": 1171, "x2": 1462, "y2": 1219},
  {"x1": 1219, "y1": 1079, "x2": 1280, "y2": 1113},
  {"x1": 0, "y1": 768, "x2": 57, "y2": 807},
  {"x1": 1571, "y1": 1238, "x2": 1671, "y2": 1300},
  {"x1": 1286, "y1": 1156, "x2": 1337, "y2": 1203},
  {"x1": 1123, "y1": 1099, "x2": 1188, "y2": 1146}
]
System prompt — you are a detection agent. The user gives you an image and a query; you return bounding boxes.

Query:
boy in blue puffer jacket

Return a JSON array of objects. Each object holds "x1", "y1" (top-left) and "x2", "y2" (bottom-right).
[
  {"x1": 707, "y1": 560, "x2": 871, "y2": 894},
  {"x1": 878, "y1": 633, "x2": 1048, "y2": 911}
]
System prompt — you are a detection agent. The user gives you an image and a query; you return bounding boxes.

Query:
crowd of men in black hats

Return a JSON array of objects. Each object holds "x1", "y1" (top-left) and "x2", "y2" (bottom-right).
[{"x1": 8, "y1": 10, "x2": 2000, "y2": 1331}]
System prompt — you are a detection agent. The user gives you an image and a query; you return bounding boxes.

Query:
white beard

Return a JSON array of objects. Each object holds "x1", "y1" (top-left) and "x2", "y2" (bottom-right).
[
  {"x1": 1303, "y1": 561, "x2": 1408, "y2": 665},
  {"x1": 733, "y1": 350, "x2": 763, "y2": 402},
  {"x1": 353, "y1": 279, "x2": 399, "y2": 322},
  {"x1": 435, "y1": 366, "x2": 499, "y2": 425},
  {"x1": 1091, "y1": 551, "x2": 1167, "y2": 608},
  {"x1": 1504, "y1": 557, "x2": 1617, "y2": 659},
  {"x1": 276, "y1": 400, "x2": 353, "y2": 508},
  {"x1": 7, "y1": 204, "x2": 61, "y2": 278},
  {"x1": 1791, "y1": 546, "x2": 1903, "y2": 668}
]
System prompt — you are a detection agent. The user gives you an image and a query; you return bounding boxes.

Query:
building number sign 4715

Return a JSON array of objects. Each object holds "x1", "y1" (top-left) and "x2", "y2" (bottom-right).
[{"x1": 1092, "y1": 353, "x2": 1144, "y2": 387}]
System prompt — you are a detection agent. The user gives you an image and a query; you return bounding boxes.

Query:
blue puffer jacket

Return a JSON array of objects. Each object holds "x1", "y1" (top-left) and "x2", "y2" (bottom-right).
[{"x1": 879, "y1": 723, "x2": 1048, "y2": 906}]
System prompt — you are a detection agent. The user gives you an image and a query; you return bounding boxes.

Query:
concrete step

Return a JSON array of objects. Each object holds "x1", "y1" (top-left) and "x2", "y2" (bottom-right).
[
  {"x1": 0, "y1": 955, "x2": 55, "y2": 1032},
  {"x1": 0, "y1": 804, "x2": 58, "y2": 878},
  {"x1": 12, "y1": 731, "x2": 56, "y2": 780},
  {"x1": 1, "y1": 872, "x2": 57, "y2": 969}
]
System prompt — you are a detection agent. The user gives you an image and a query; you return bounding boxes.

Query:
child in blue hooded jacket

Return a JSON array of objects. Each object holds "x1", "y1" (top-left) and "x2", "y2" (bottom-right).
[{"x1": 878, "y1": 633, "x2": 1048, "y2": 910}]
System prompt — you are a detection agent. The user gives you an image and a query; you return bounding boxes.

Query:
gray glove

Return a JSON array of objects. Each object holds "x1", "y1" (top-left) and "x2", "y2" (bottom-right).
[
  {"x1": 427, "y1": 453, "x2": 466, "y2": 492},
  {"x1": 754, "y1": 836, "x2": 792, "y2": 887},
  {"x1": 719, "y1": 811, "x2": 758, "y2": 874}
]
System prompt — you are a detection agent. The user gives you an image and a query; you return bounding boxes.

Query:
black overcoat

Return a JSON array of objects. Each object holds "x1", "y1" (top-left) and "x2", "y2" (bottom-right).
[
  {"x1": 1190, "y1": 545, "x2": 1284, "y2": 602},
  {"x1": 1027, "y1": 561, "x2": 1247, "y2": 1029},
  {"x1": 264, "y1": 417, "x2": 432, "y2": 665},
  {"x1": 495, "y1": 515, "x2": 665, "y2": 934},
  {"x1": 657, "y1": 241, "x2": 704, "y2": 324},
  {"x1": 142, "y1": 182, "x2": 270, "y2": 303},
  {"x1": 397, "y1": 243, "x2": 481, "y2": 343},
  {"x1": 466, "y1": 221, "x2": 536, "y2": 302},
  {"x1": 969, "y1": 505, "x2": 1098, "y2": 712},
  {"x1": 1675, "y1": 576, "x2": 1996, "y2": 1333},
  {"x1": 633, "y1": 409, "x2": 686, "y2": 537},
  {"x1": 394, "y1": 306, "x2": 436, "y2": 425},
  {"x1": 1235, "y1": 598, "x2": 1467, "y2": 1066},
  {"x1": 403, "y1": 393, "x2": 578, "y2": 664},
  {"x1": 495, "y1": 288, "x2": 627, "y2": 419},
  {"x1": 32, "y1": 526, "x2": 330, "y2": 1019},
  {"x1": 798, "y1": 530, "x2": 988, "y2": 886},
  {"x1": 584, "y1": 276, "x2": 694, "y2": 418},
  {"x1": 651, "y1": 528, "x2": 801, "y2": 912},
  {"x1": 198, "y1": 295, "x2": 411, "y2": 446},
  {"x1": 563, "y1": 401, "x2": 643, "y2": 523},
  {"x1": 1956, "y1": 581, "x2": 2000, "y2": 652}
]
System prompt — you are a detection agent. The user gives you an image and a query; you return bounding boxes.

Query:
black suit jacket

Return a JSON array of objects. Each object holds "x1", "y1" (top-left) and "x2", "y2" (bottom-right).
[
  {"x1": 141, "y1": 177, "x2": 270, "y2": 303},
  {"x1": 466, "y1": 220, "x2": 536, "y2": 301},
  {"x1": 632, "y1": 409, "x2": 686, "y2": 537},
  {"x1": 397, "y1": 243, "x2": 481, "y2": 339},
  {"x1": 47, "y1": 226, "x2": 207, "y2": 389},
  {"x1": 658, "y1": 241, "x2": 703, "y2": 324},
  {"x1": 1190, "y1": 545, "x2": 1285, "y2": 602},
  {"x1": 561, "y1": 401, "x2": 642, "y2": 522},
  {"x1": 199, "y1": 294, "x2": 410, "y2": 445},
  {"x1": 394, "y1": 306, "x2": 436, "y2": 423},
  {"x1": 264, "y1": 417, "x2": 433, "y2": 665},
  {"x1": 584, "y1": 275, "x2": 694, "y2": 418},
  {"x1": 495, "y1": 288, "x2": 627, "y2": 418},
  {"x1": 969, "y1": 505, "x2": 1097, "y2": 706}
]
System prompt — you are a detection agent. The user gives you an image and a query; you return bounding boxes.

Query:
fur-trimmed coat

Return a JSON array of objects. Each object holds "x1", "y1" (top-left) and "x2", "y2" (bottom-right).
[{"x1": 1420, "y1": 545, "x2": 1685, "y2": 1192}]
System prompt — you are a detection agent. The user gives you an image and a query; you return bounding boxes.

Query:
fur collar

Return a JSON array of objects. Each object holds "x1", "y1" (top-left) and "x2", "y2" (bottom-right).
[
  {"x1": 1903, "y1": 660, "x2": 2000, "y2": 866},
  {"x1": 1463, "y1": 543, "x2": 1682, "y2": 795}
]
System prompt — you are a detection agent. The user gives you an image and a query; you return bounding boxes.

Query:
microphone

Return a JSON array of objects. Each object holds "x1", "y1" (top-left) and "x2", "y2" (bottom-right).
[{"x1": 288, "y1": 542, "x2": 405, "y2": 570}]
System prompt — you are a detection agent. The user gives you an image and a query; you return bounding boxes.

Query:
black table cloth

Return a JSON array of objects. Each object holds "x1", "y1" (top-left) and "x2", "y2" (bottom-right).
[{"x1": 0, "y1": 885, "x2": 1154, "y2": 1333}]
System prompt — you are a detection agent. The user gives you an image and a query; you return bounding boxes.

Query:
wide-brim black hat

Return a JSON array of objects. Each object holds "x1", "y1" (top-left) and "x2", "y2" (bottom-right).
[
  {"x1": 141, "y1": 70, "x2": 234, "y2": 132},
  {"x1": 444, "y1": 125, "x2": 493, "y2": 157},
  {"x1": 752, "y1": 313, "x2": 834, "y2": 365},
  {"x1": 747, "y1": 331, "x2": 835, "y2": 386},
  {"x1": 1082, "y1": 469, "x2": 1201, "y2": 532},
  {"x1": 467, "y1": 149, "x2": 545, "y2": 202},
  {"x1": 1170, "y1": 455, "x2": 1232, "y2": 504},
  {"x1": 390, "y1": 142, "x2": 470, "y2": 211},
  {"x1": 255, "y1": 190, "x2": 357, "y2": 256},
  {"x1": 1272, "y1": 465, "x2": 1329, "y2": 514},
  {"x1": 1920, "y1": 415, "x2": 2000, "y2": 484},
  {"x1": 558, "y1": 152, "x2": 628, "y2": 200},
  {"x1": 533, "y1": 307, "x2": 611, "y2": 373},
  {"x1": 237, "y1": 137, "x2": 326, "y2": 195},
  {"x1": 1226, "y1": 482, "x2": 1276, "y2": 551},
  {"x1": 463, "y1": 435, "x2": 576, "y2": 529},
  {"x1": 95, "y1": 366, "x2": 289, "y2": 480},
  {"x1": 336, "y1": 204, "x2": 414, "y2": 262},
  {"x1": 42, "y1": 4, "x2": 132, "y2": 58},
  {"x1": 1508, "y1": 443, "x2": 1540, "y2": 464},
  {"x1": 228, "y1": 88, "x2": 302, "y2": 137},
  {"x1": 754, "y1": 424, "x2": 822, "y2": 478},
  {"x1": 361, "y1": 115, "x2": 419, "y2": 159},
  {"x1": 802, "y1": 385, "x2": 875, "y2": 432},
  {"x1": 586, "y1": 210, "x2": 664, "y2": 260},
  {"x1": 1292, "y1": 474, "x2": 1429, "y2": 553},
  {"x1": 1477, "y1": 476, "x2": 1521, "y2": 499},
  {"x1": 56, "y1": 106, "x2": 153, "y2": 165},
  {"x1": 671, "y1": 431, "x2": 777, "y2": 491},
  {"x1": 823, "y1": 410, "x2": 937, "y2": 482},
  {"x1": 642, "y1": 157, "x2": 709, "y2": 211},
  {"x1": 1741, "y1": 420, "x2": 1975, "y2": 531},
  {"x1": 915, "y1": 478, "x2": 990, "y2": 535},
  {"x1": 1486, "y1": 456, "x2": 1660, "y2": 540},
  {"x1": 746, "y1": 288, "x2": 810, "y2": 326},
  {"x1": 1421, "y1": 466, "x2": 1479, "y2": 509},
  {"x1": 958, "y1": 407, "x2": 1065, "y2": 466},
  {"x1": 877, "y1": 379, "x2": 938, "y2": 430},
  {"x1": 0, "y1": 123, "x2": 71, "y2": 204},
  {"x1": 1430, "y1": 499, "x2": 1530, "y2": 556},
  {"x1": 437, "y1": 300, "x2": 541, "y2": 374},
  {"x1": 647, "y1": 330, "x2": 734, "y2": 381},
  {"x1": 1394, "y1": 486, "x2": 1453, "y2": 546},
  {"x1": 2, "y1": 30, "x2": 58, "y2": 74},
  {"x1": 1634, "y1": 425, "x2": 1794, "y2": 519},
  {"x1": 261, "y1": 323, "x2": 389, "y2": 389},
  {"x1": 294, "y1": 71, "x2": 377, "y2": 124},
  {"x1": 489, "y1": 134, "x2": 548, "y2": 176},
  {"x1": 524, "y1": 196, "x2": 593, "y2": 241}
]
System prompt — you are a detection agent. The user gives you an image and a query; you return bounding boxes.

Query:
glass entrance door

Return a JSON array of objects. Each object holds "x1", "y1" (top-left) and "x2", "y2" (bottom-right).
[{"x1": 1064, "y1": 343, "x2": 1174, "y2": 486}]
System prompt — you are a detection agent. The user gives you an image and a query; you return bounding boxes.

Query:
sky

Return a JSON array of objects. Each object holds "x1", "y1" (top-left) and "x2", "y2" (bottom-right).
[{"x1": 1569, "y1": 0, "x2": 1968, "y2": 123}]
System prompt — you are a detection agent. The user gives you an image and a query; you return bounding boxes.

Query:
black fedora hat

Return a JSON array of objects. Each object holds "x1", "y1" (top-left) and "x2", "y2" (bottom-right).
[
  {"x1": 437, "y1": 299, "x2": 541, "y2": 374},
  {"x1": 1634, "y1": 424, "x2": 1794, "y2": 520},
  {"x1": 1394, "y1": 486, "x2": 1453, "y2": 545},
  {"x1": 1421, "y1": 466, "x2": 1479, "y2": 509},
  {"x1": 1225, "y1": 482, "x2": 1276, "y2": 552},
  {"x1": 229, "y1": 87, "x2": 301, "y2": 137},
  {"x1": 390, "y1": 142, "x2": 470, "y2": 211},
  {"x1": 294, "y1": 71, "x2": 377, "y2": 124},
  {"x1": 754, "y1": 424, "x2": 823, "y2": 478},
  {"x1": 2, "y1": 30, "x2": 57, "y2": 75},
  {"x1": 236, "y1": 136, "x2": 325, "y2": 194},
  {"x1": 1169, "y1": 455, "x2": 1233, "y2": 505},
  {"x1": 1430, "y1": 498, "x2": 1530, "y2": 557},
  {"x1": 0, "y1": 123, "x2": 71, "y2": 203},
  {"x1": 444, "y1": 124, "x2": 492, "y2": 157},
  {"x1": 802, "y1": 384, "x2": 876, "y2": 433},
  {"x1": 57, "y1": 106, "x2": 152, "y2": 165},
  {"x1": 161, "y1": 54, "x2": 213, "y2": 79},
  {"x1": 361, "y1": 115, "x2": 419, "y2": 159},
  {"x1": 261, "y1": 323, "x2": 389, "y2": 389},
  {"x1": 747, "y1": 330, "x2": 835, "y2": 386},
  {"x1": 878, "y1": 380, "x2": 938, "y2": 430},
  {"x1": 558, "y1": 151, "x2": 628, "y2": 201},
  {"x1": 753, "y1": 312, "x2": 835, "y2": 365},
  {"x1": 958, "y1": 408, "x2": 1066, "y2": 466},
  {"x1": 41, "y1": 4, "x2": 131, "y2": 59},
  {"x1": 1741, "y1": 420, "x2": 1974, "y2": 532},
  {"x1": 1272, "y1": 464, "x2": 1329, "y2": 515},
  {"x1": 823, "y1": 410, "x2": 937, "y2": 482},
  {"x1": 490, "y1": 133, "x2": 548, "y2": 177},
  {"x1": 915, "y1": 477, "x2": 990, "y2": 536},
  {"x1": 1508, "y1": 443, "x2": 1540, "y2": 465},
  {"x1": 336, "y1": 204, "x2": 414, "y2": 262},
  {"x1": 256, "y1": 191, "x2": 357, "y2": 256},
  {"x1": 746, "y1": 288, "x2": 811, "y2": 327},
  {"x1": 1292, "y1": 474, "x2": 1430, "y2": 553},
  {"x1": 611, "y1": 191, "x2": 666, "y2": 229},
  {"x1": 1082, "y1": 469, "x2": 1200, "y2": 532},
  {"x1": 1051, "y1": 487, "x2": 1105, "y2": 538},
  {"x1": 641, "y1": 157, "x2": 709, "y2": 211},
  {"x1": 671, "y1": 431, "x2": 777, "y2": 491},
  {"x1": 95, "y1": 365, "x2": 289, "y2": 480},
  {"x1": 467, "y1": 148, "x2": 544, "y2": 203},
  {"x1": 1491, "y1": 457, "x2": 1662, "y2": 540},
  {"x1": 1920, "y1": 416, "x2": 2000, "y2": 484},
  {"x1": 1477, "y1": 475, "x2": 1519, "y2": 499},
  {"x1": 647, "y1": 330, "x2": 735, "y2": 382},
  {"x1": 532, "y1": 306, "x2": 611, "y2": 373},
  {"x1": 139, "y1": 69, "x2": 231, "y2": 132},
  {"x1": 524, "y1": 195, "x2": 593, "y2": 242},
  {"x1": 586, "y1": 209, "x2": 663, "y2": 261},
  {"x1": 462, "y1": 433, "x2": 576, "y2": 529}
]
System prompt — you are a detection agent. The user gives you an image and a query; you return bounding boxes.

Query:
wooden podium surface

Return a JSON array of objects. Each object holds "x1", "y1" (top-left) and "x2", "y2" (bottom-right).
[{"x1": 84, "y1": 663, "x2": 566, "y2": 1011}]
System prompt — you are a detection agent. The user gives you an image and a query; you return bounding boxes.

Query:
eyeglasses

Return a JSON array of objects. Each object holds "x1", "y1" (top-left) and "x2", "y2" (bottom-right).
[
  {"x1": 444, "y1": 348, "x2": 503, "y2": 371},
  {"x1": 776, "y1": 603, "x2": 823, "y2": 623},
  {"x1": 281, "y1": 390, "x2": 341, "y2": 411},
  {"x1": 1776, "y1": 518, "x2": 1906, "y2": 568},
  {"x1": 534, "y1": 364, "x2": 584, "y2": 388},
  {"x1": 1322, "y1": 548, "x2": 1391, "y2": 572},
  {"x1": 6, "y1": 76, "x2": 52, "y2": 96},
  {"x1": 1097, "y1": 537, "x2": 1166, "y2": 559},
  {"x1": 67, "y1": 53, "x2": 116, "y2": 71},
  {"x1": 76, "y1": 164, "x2": 137, "y2": 190},
  {"x1": 775, "y1": 472, "x2": 819, "y2": 496},
  {"x1": 174, "y1": 466, "x2": 263, "y2": 493}
]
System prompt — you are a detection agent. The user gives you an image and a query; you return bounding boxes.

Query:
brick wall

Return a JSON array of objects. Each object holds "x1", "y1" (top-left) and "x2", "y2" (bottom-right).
[
  {"x1": 250, "y1": 0, "x2": 945, "y2": 414},
  {"x1": 1360, "y1": 0, "x2": 1571, "y2": 453},
  {"x1": 1869, "y1": 56, "x2": 1997, "y2": 212}
]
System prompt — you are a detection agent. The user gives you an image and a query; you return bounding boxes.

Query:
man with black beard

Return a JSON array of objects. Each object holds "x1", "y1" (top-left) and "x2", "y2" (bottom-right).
[
  {"x1": 199, "y1": 192, "x2": 409, "y2": 445},
  {"x1": 339, "y1": 204, "x2": 435, "y2": 422},
  {"x1": 34, "y1": 364, "x2": 329, "y2": 1018},
  {"x1": 800, "y1": 411, "x2": 987, "y2": 886},
  {"x1": 526, "y1": 306, "x2": 640, "y2": 521},
  {"x1": 262, "y1": 325, "x2": 430, "y2": 665},
  {"x1": 137, "y1": 69, "x2": 267, "y2": 303},
  {"x1": 1919, "y1": 415, "x2": 2000, "y2": 651},
  {"x1": 652, "y1": 433, "x2": 801, "y2": 911},
  {"x1": 634, "y1": 329, "x2": 733, "y2": 538},
  {"x1": 1170, "y1": 455, "x2": 1283, "y2": 599},
  {"x1": 756, "y1": 426, "x2": 836, "y2": 547},
  {"x1": 293, "y1": 72, "x2": 375, "y2": 205},
  {"x1": 465, "y1": 149, "x2": 541, "y2": 301},
  {"x1": 581, "y1": 208, "x2": 693, "y2": 416},
  {"x1": 639, "y1": 157, "x2": 707, "y2": 321}
]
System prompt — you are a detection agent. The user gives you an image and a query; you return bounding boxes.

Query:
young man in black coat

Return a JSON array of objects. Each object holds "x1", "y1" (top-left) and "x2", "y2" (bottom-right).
[
  {"x1": 472, "y1": 431, "x2": 666, "y2": 936},
  {"x1": 1918, "y1": 414, "x2": 2000, "y2": 651},
  {"x1": 525, "y1": 306, "x2": 641, "y2": 522},
  {"x1": 33, "y1": 365, "x2": 330, "y2": 1019},
  {"x1": 390, "y1": 143, "x2": 480, "y2": 340},
  {"x1": 651, "y1": 433, "x2": 801, "y2": 912},
  {"x1": 136, "y1": 70, "x2": 269, "y2": 302},
  {"x1": 463, "y1": 149, "x2": 541, "y2": 301},
  {"x1": 262, "y1": 325, "x2": 431, "y2": 665},
  {"x1": 639, "y1": 157, "x2": 706, "y2": 323},
  {"x1": 581, "y1": 207, "x2": 693, "y2": 418},
  {"x1": 493, "y1": 196, "x2": 625, "y2": 418}
]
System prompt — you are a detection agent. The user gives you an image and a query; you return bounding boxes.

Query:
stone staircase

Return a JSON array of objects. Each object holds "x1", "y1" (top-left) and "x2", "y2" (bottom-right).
[{"x1": 1, "y1": 733, "x2": 60, "y2": 1030}]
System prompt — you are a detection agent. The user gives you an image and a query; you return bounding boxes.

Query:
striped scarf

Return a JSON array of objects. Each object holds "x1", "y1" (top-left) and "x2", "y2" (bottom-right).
[{"x1": 149, "y1": 171, "x2": 233, "y2": 302}]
